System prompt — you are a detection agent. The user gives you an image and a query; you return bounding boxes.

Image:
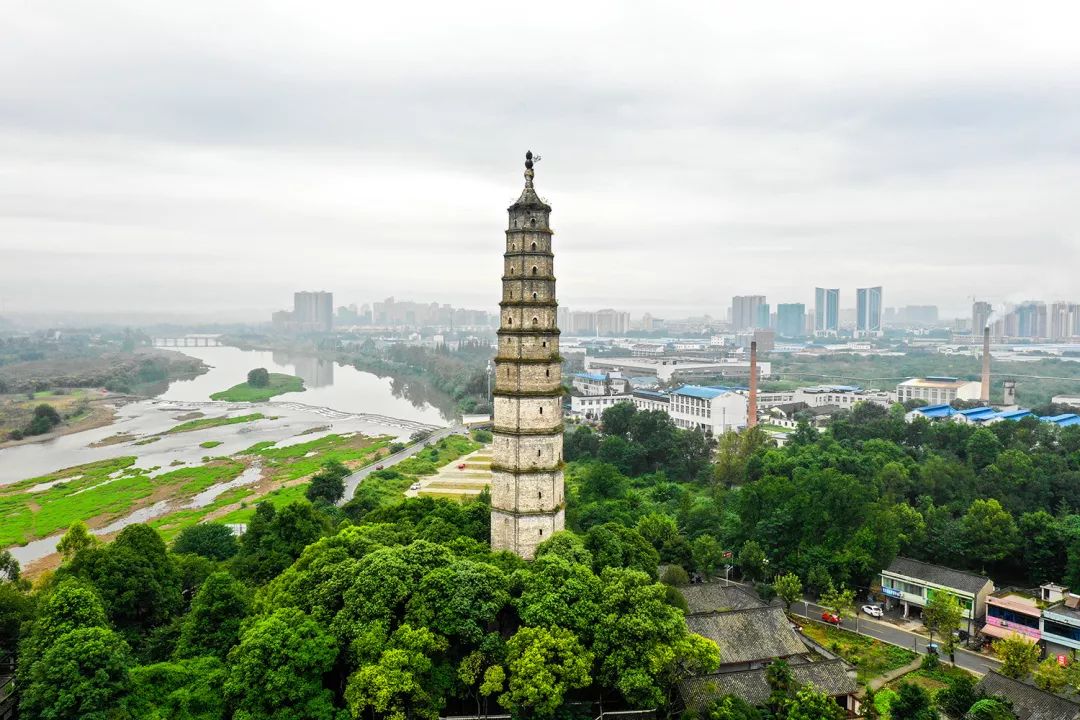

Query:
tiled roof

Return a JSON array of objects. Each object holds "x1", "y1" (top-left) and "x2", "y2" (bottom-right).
[
  {"x1": 976, "y1": 672, "x2": 1080, "y2": 720},
  {"x1": 686, "y1": 606, "x2": 808, "y2": 664},
  {"x1": 678, "y1": 583, "x2": 765, "y2": 614},
  {"x1": 884, "y1": 557, "x2": 992, "y2": 596},
  {"x1": 680, "y1": 659, "x2": 857, "y2": 712}
]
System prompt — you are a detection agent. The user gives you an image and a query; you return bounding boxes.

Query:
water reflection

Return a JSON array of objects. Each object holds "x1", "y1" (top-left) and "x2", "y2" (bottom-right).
[{"x1": 158, "y1": 346, "x2": 456, "y2": 423}]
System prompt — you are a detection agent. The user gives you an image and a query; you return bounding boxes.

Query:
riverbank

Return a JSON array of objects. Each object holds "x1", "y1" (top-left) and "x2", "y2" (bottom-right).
[{"x1": 0, "y1": 389, "x2": 123, "y2": 450}]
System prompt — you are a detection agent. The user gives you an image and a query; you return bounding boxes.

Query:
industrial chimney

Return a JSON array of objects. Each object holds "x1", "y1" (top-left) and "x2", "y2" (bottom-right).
[
  {"x1": 980, "y1": 326, "x2": 991, "y2": 404},
  {"x1": 748, "y1": 341, "x2": 758, "y2": 429}
]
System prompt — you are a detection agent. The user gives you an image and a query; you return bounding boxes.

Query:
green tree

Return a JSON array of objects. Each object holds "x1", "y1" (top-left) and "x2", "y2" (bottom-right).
[
  {"x1": 923, "y1": 590, "x2": 964, "y2": 661},
  {"x1": 0, "y1": 550, "x2": 19, "y2": 583},
  {"x1": 592, "y1": 568, "x2": 720, "y2": 708},
  {"x1": 692, "y1": 534, "x2": 726, "y2": 580},
  {"x1": 773, "y1": 572, "x2": 803, "y2": 611},
  {"x1": 601, "y1": 401, "x2": 637, "y2": 438},
  {"x1": 820, "y1": 584, "x2": 856, "y2": 624},
  {"x1": 235, "y1": 501, "x2": 328, "y2": 583},
  {"x1": 247, "y1": 368, "x2": 270, "y2": 387},
  {"x1": 224, "y1": 607, "x2": 339, "y2": 720},
  {"x1": 0, "y1": 582, "x2": 33, "y2": 650},
  {"x1": 500, "y1": 625, "x2": 593, "y2": 718},
  {"x1": 535, "y1": 530, "x2": 593, "y2": 567},
  {"x1": 584, "y1": 522, "x2": 660, "y2": 578},
  {"x1": 174, "y1": 571, "x2": 251, "y2": 659},
  {"x1": 966, "y1": 698, "x2": 1018, "y2": 720},
  {"x1": 19, "y1": 626, "x2": 132, "y2": 720},
  {"x1": 56, "y1": 520, "x2": 98, "y2": 561},
  {"x1": 737, "y1": 540, "x2": 768, "y2": 582},
  {"x1": 1032, "y1": 656, "x2": 1069, "y2": 692},
  {"x1": 405, "y1": 559, "x2": 510, "y2": 644},
  {"x1": 786, "y1": 683, "x2": 846, "y2": 720},
  {"x1": 889, "y1": 681, "x2": 939, "y2": 720},
  {"x1": 961, "y1": 499, "x2": 1019, "y2": 567},
  {"x1": 346, "y1": 623, "x2": 449, "y2": 720},
  {"x1": 513, "y1": 555, "x2": 603, "y2": 644},
  {"x1": 996, "y1": 634, "x2": 1040, "y2": 679},
  {"x1": 966, "y1": 428, "x2": 1002, "y2": 470},
  {"x1": 936, "y1": 673, "x2": 979, "y2": 719},
  {"x1": 172, "y1": 522, "x2": 239, "y2": 560},
  {"x1": 307, "y1": 459, "x2": 350, "y2": 505},
  {"x1": 66, "y1": 523, "x2": 182, "y2": 635},
  {"x1": 127, "y1": 655, "x2": 228, "y2": 720},
  {"x1": 704, "y1": 695, "x2": 763, "y2": 720}
]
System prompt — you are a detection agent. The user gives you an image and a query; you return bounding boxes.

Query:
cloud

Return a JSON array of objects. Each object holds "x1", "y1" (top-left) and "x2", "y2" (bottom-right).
[{"x1": 1, "y1": 0, "x2": 1079, "y2": 320}]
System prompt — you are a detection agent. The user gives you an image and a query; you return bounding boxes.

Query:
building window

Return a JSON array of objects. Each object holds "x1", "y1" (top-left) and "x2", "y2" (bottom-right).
[
  {"x1": 988, "y1": 604, "x2": 1040, "y2": 629},
  {"x1": 533, "y1": 292, "x2": 538, "y2": 300},
  {"x1": 1044, "y1": 619, "x2": 1080, "y2": 642},
  {"x1": 507, "y1": 317, "x2": 512, "y2": 325},
  {"x1": 511, "y1": 243, "x2": 516, "y2": 250},
  {"x1": 531, "y1": 266, "x2": 538, "y2": 275},
  {"x1": 537, "y1": 449, "x2": 541, "y2": 457},
  {"x1": 530, "y1": 218, "x2": 537, "y2": 227},
  {"x1": 539, "y1": 406, "x2": 543, "y2": 415},
  {"x1": 532, "y1": 317, "x2": 539, "y2": 326},
  {"x1": 531, "y1": 241, "x2": 537, "y2": 251},
  {"x1": 509, "y1": 267, "x2": 514, "y2": 274},
  {"x1": 539, "y1": 528, "x2": 543, "y2": 536},
  {"x1": 545, "y1": 368, "x2": 550, "y2": 377}
]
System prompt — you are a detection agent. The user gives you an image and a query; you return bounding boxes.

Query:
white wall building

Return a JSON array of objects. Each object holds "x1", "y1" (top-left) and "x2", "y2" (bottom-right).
[
  {"x1": 897, "y1": 377, "x2": 982, "y2": 405},
  {"x1": 585, "y1": 356, "x2": 770, "y2": 383},
  {"x1": 668, "y1": 385, "x2": 748, "y2": 435}
]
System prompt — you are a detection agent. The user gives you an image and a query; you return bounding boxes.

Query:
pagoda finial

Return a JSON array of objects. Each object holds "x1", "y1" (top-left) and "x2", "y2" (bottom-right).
[{"x1": 524, "y1": 150, "x2": 540, "y2": 188}]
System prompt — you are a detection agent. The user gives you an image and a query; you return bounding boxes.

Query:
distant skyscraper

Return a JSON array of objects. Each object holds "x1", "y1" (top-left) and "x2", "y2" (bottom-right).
[
  {"x1": 755, "y1": 303, "x2": 771, "y2": 330},
  {"x1": 776, "y1": 303, "x2": 806, "y2": 338},
  {"x1": 731, "y1": 295, "x2": 766, "y2": 331},
  {"x1": 856, "y1": 286, "x2": 883, "y2": 336},
  {"x1": 293, "y1": 291, "x2": 333, "y2": 332},
  {"x1": 814, "y1": 288, "x2": 839, "y2": 335},
  {"x1": 972, "y1": 301, "x2": 992, "y2": 333},
  {"x1": 1050, "y1": 302, "x2": 1080, "y2": 340}
]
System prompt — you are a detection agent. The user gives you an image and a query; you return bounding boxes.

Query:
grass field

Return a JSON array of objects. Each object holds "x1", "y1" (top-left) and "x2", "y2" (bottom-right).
[
  {"x1": 167, "y1": 413, "x2": 266, "y2": 434},
  {"x1": 801, "y1": 621, "x2": 918, "y2": 684},
  {"x1": 199, "y1": 440, "x2": 223, "y2": 449},
  {"x1": 209, "y1": 373, "x2": 304, "y2": 402},
  {"x1": 0, "y1": 458, "x2": 247, "y2": 547},
  {"x1": 885, "y1": 664, "x2": 974, "y2": 696}
]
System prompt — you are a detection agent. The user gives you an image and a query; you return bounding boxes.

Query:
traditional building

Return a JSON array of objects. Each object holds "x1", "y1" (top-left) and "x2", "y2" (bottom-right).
[{"x1": 490, "y1": 152, "x2": 565, "y2": 559}]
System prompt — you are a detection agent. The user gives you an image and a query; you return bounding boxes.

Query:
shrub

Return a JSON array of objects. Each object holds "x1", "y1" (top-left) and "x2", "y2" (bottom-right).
[{"x1": 661, "y1": 565, "x2": 690, "y2": 587}]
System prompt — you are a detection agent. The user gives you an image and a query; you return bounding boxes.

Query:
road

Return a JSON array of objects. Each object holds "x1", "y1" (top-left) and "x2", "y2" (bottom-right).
[
  {"x1": 339, "y1": 425, "x2": 465, "y2": 505},
  {"x1": 790, "y1": 599, "x2": 1001, "y2": 676}
]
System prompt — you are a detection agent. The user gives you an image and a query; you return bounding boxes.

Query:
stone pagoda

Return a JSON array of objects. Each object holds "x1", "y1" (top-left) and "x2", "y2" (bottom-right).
[{"x1": 490, "y1": 151, "x2": 565, "y2": 559}]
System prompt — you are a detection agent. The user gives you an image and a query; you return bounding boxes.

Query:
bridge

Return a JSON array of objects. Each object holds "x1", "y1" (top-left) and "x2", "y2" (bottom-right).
[{"x1": 152, "y1": 335, "x2": 223, "y2": 347}]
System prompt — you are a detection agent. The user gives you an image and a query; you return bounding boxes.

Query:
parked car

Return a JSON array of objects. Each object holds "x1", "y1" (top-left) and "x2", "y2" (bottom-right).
[
  {"x1": 375, "y1": 464, "x2": 384, "y2": 470},
  {"x1": 457, "y1": 463, "x2": 466, "y2": 470},
  {"x1": 861, "y1": 604, "x2": 883, "y2": 618},
  {"x1": 926, "y1": 642, "x2": 940, "y2": 654},
  {"x1": 821, "y1": 612, "x2": 842, "y2": 625},
  {"x1": 409, "y1": 482, "x2": 421, "y2": 491}
]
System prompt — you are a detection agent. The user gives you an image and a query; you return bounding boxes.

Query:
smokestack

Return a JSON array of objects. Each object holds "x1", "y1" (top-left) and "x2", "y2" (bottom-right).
[
  {"x1": 980, "y1": 326, "x2": 991, "y2": 404},
  {"x1": 748, "y1": 341, "x2": 758, "y2": 429}
]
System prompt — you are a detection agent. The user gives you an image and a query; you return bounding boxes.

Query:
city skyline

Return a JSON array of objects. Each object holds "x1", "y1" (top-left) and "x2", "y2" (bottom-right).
[{"x1": 3, "y1": 2, "x2": 1080, "y2": 320}]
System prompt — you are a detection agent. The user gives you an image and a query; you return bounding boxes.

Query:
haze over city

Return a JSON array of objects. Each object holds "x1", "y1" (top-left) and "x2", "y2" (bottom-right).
[{"x1": 3, "y1": 1, "x2": 1080, "y2": 321}]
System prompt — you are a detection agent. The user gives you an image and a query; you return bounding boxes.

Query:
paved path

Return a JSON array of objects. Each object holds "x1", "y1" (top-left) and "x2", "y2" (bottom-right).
[
  {"x1": 790, "y1": 599, "x2": 1001, "y2": 676},
  {"x1": 339, "y1": 425, "x2": 465, "y2": 505}
]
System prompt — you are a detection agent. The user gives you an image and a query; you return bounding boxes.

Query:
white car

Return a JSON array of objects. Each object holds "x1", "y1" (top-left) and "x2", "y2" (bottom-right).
[
  {"x1": 862, "y1": 604, "x2": 883, "y2": 618},
  {"x1": 409, "y1": 482, "x2": 421, "y2": 491}
]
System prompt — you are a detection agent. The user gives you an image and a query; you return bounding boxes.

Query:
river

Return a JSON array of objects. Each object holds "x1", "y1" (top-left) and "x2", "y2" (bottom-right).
[{"x1": 0, "y1": 345, "x2": 461, "y2": 566}]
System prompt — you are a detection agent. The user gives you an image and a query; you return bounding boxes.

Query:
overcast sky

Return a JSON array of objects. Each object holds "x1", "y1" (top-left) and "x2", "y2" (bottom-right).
[{"x1": 2, "y1": 1, "x2": 1079, "y2": 322}]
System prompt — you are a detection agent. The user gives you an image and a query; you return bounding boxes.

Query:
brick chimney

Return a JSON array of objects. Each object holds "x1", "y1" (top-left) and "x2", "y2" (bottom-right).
[
  {"x1": 748, "y1": 341, "x2": 758, "y2": 428},
  {"x1": 980, "y1": 326, "x2": 991, "y2": 404}
]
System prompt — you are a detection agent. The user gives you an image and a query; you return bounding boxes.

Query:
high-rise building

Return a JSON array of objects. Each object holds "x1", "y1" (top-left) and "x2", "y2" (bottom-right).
[
  {"x1": 972, "y1": 301, "x2": 993, "y2": 333},
  {"x1": 856, "y1": 286, "x2": 883, "y2": 336},
  {"x1": 814, "y1": 288, "x2": 839, "y2": 336},
  {"x1": 491, "y1": 152, "x2": 565, "y2": 559},
  {"x1": 776, "y1": 303, "x2": 806, "y2": 338},
  {"x1": 1050, "y1": 302, "x2": 1080, "y2": 340},
  {"x1": 292, "y1": 291, "x2": 333, "y2": 332},
  {"x1": 731, "y1": 295, "x2": 766, "y2": 331},
  {"x1": 1015, "y1": 301, "x2": 1048, "y2": 339},
  {"x1": 755, "y1": 303, "x2": 771, "y2": 330}
]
